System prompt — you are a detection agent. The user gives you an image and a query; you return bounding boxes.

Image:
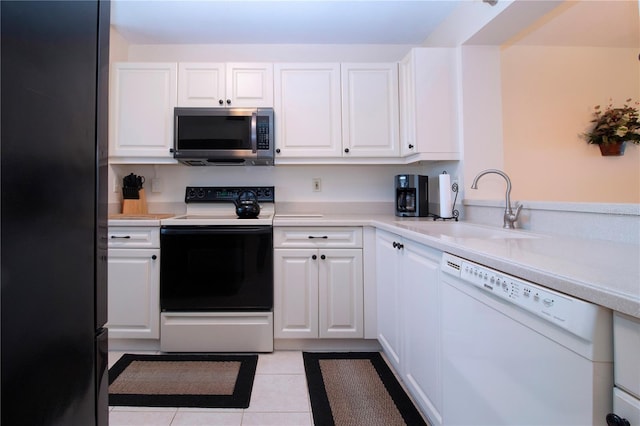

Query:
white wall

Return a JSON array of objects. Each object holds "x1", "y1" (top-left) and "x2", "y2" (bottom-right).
[
  {"x1": 458, "y1": 46, "x2": 505, "y2": 201},
  {"x1": 501, "y1": 45, "x2": 640, "y2": 203}
]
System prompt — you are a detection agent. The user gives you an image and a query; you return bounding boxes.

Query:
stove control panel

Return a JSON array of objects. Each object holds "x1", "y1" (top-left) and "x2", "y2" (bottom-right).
[{"x1": 185, "y1": 186, "x2": 275, "y2": 203}]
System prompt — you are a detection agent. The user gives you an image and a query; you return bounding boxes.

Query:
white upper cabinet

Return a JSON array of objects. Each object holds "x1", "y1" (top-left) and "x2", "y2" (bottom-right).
[
  {"x1": 109, "y1": 57, "x2": 458, "y2": 164},
  {"x1": 399, "y1": 48, "x2": 460, "y2": 159},
  {"x1": 226, "y1": 63, "x2": 274, "y2": 107},
  {"x1": 177, "y1": 63, "x2": 225, "y2": 107},
  {"x1": 274, "y1": 63, "x2": 342, "y2": 158},
  {"x1": 341, "y1": 63, "x2": 400, "y2": 157},
  {"x1": 109, "y1": 62, "x2": 177, "y2": 162},
  {"x1": 178, "y1": 62, "x2": 273, "y2": 107}
]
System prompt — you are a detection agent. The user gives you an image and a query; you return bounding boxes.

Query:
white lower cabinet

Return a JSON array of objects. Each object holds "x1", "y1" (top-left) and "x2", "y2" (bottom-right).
[
  {"x1": 376, "y1": 229, "x2": 403, "y2": 369},
  {"x1": 402, "y1": 240, "x2": 442, "y2": 425},
  {"x1": 107, "y1": 227, "x2": 160, "y2": 339},
  {"x1": 376, "y1": 229, "x2": 443, "y2": 425},
  {"x1": 611, "y1": 312, "x2": 640, "y2": 425},
  {"x1": 274, "y1": 227, "x2": 364, "y2": 339}
]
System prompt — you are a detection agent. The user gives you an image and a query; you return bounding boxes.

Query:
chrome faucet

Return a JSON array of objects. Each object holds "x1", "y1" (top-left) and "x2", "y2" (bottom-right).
[{"x1": 471, "y1": 169, "x2": 523, "y2": 229}]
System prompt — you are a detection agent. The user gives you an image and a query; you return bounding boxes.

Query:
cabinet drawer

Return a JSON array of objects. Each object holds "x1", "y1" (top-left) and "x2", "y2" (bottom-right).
[
  {"x1": 108, "y1": 227, "x2": 160, "y2": 248},
  {"x1": 274, "y1": 227, "x2": 362, "y2": 248}
]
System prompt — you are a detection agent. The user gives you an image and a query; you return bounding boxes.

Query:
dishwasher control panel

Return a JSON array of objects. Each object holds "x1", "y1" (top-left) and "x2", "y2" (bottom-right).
[{"x1": 441, "y1": 253, "x2": 601, "y2": 341}]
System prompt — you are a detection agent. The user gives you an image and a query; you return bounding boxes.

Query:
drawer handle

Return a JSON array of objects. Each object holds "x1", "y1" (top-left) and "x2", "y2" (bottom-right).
[
  {"x1": 606, "y1": 414, "x2": 630, "y2": 426},
  {"x1": 308, "y1": 236, "x2": 328, "y2": 239},
  {"x1": 110, "y1": 235, "x2": 131, "y2": 239}
]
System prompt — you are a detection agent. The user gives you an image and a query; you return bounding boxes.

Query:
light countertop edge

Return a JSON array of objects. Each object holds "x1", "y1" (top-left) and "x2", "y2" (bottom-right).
[
  {"x1": 109, "y1": 218, "x2": 163, "y2": 227},
  {"x1": 273, "y1": 214, "x2": 640, "y2": 319}
]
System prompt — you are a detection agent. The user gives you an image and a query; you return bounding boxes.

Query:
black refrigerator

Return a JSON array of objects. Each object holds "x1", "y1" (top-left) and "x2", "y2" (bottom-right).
[{"x1": 1, "y1": 1, "x2": 110, "y2": 425}]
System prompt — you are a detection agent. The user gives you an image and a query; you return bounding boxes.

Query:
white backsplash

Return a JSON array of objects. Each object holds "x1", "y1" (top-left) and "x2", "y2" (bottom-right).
[
  {"x1": 462, "y1": 199, "x2": 639, "y2": 245},
  {"x1": 109, "y1": 163, "x2": 639, "y2": 245}
]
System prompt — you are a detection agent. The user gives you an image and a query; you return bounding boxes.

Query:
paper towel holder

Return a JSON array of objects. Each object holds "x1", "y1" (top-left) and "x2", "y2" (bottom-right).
[
  {"x1": 430, "y1": 184, "x2": 458, "y2": 221},
  {"x1": 429, "y1": 172, "x2": 459, "y2": 222}
]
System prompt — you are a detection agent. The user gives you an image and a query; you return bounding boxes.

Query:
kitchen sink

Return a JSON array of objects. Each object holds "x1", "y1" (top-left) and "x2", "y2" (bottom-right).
[{"x1": 393, "y1": 221, "x2": 542, "y2": 240}]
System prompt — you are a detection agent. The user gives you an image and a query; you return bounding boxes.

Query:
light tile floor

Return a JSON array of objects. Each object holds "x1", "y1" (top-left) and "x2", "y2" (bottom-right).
[{"x1": 108, "y1": 350, "x2": 314, "y2": 426}]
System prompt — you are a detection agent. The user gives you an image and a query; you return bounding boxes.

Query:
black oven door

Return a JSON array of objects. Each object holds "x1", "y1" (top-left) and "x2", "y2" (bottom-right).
[{"x1": 160, "y1": 226, "x2": 273, "y2": 311}]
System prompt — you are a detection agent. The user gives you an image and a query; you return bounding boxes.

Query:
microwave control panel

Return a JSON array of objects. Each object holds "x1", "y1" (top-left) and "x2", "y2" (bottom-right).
[{"x1": 257, "y1": 116, "x2": 270, "y2": 150}]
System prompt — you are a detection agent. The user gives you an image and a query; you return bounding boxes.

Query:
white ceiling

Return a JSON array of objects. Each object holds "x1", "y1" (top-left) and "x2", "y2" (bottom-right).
[
  {"x1": 509, "y1": 0, "x2": 639, "y2": 48},
  {"x1": 110, "y1": 0, "x2": 462, "y2": 45},
  {"x1": 110, "y1": 0, "x2": 639, "y2": 47}
]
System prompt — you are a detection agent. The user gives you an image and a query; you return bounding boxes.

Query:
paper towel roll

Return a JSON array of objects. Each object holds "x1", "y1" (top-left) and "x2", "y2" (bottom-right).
[{"x1": 439, "y1": 174, "x2": 452, "y2": 218}]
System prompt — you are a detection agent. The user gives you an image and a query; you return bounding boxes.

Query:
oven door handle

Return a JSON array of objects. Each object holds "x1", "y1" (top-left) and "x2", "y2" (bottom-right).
[{"x1": 161, "y1": 226, "x2": 270, "y2": 236}]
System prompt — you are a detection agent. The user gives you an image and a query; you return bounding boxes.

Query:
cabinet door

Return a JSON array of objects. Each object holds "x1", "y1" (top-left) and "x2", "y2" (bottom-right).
[
  {"x1": 400, "y1": 48, "x2": 459, "y2": 158},
  {"x1": 402, "y1": 242, "x2": 443, "y2": 425},
  {"x1": 375, "y1": 230, "x2": 403, "y2": 371},
  {"x1": 178, "y1": 62, "x2": 226, "y2": 107},
  {"x1": 319, "y1": 249, "x2": 363, "y2": 338},
  {"x1": 107, "y1": 248, "x2": 160, "y2": 339},
  {"x1": 341, "y1": 63, "x2": 399, "y2": 157},
  {"x1": 274, "y1": 63, "x2": 342, "y2": 158},
  {"x1": 109, "y1": 63, "x2": 177, "y2": 161},
  {"x1": 399, "y1": 54, "x2": 417, "y2": 156},
  {"x1": 273, "y1": 249, "x2": 318, "y2": 338},
  {"x1": 226, "y1": 63, "x2": 273, "y2": 107}
]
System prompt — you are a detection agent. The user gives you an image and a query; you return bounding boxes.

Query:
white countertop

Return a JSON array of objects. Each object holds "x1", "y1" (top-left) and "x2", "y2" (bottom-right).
[
  {"x1": 273, "y1": 213, "x2": 640, "y2": 319},
  {"x1": 107, "y1": 212, "x2": 639, "y2": 318}
]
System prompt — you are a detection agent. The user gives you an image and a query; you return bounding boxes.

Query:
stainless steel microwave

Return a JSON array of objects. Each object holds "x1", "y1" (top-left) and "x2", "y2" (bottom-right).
[{"x1": 172, "y1": 107, "x2": 274, "y2": 166}]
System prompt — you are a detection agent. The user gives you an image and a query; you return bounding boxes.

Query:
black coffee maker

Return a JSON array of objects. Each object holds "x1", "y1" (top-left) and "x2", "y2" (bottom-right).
[{"x1": 395, "y1": 174, "x2": 429, "y2": 217}]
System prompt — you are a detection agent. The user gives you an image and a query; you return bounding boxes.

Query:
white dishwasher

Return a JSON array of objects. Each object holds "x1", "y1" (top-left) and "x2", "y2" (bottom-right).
[{"x1": 440, "y1": 253, "x2": 613, "y2": 425}]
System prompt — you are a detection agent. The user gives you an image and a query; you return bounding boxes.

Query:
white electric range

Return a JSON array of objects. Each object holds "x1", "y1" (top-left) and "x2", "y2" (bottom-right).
[
  {"x1": 161, "y1": 186, "x2": 275, "y2": 226},
  {"x1": 159, "y1": 186, "x2": 275, "y2": 353}
]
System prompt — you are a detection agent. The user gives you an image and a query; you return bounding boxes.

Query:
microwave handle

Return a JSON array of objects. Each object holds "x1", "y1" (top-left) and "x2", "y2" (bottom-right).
[{"x1": 251, "y1": 112, "x2": 257, "y2": 153}]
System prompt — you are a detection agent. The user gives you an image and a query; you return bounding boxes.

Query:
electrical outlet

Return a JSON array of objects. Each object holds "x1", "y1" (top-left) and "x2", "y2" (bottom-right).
[
  {"x1": 151, "y1": 178, "x2": 162, "y2": 193},
  {"x1": 312, "y1": 177, "x2": 322, "y2": 192}
]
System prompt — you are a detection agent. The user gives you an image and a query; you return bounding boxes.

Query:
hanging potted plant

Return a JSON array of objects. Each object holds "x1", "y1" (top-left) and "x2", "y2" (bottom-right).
[{"x1": 583, "y1": 99, "x2": 640, "y2": 156}]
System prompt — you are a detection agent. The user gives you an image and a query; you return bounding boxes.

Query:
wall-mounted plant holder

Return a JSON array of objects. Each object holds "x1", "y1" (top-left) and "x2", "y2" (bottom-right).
[{"x1": 598, "y1": 142, "x2": 626, "y2": 156}]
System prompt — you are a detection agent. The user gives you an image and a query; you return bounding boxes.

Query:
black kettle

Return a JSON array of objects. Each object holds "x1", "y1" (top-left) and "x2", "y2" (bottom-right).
[{"x1": 235, "y1": 190, "x2": 260, "y2": 219}]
